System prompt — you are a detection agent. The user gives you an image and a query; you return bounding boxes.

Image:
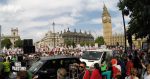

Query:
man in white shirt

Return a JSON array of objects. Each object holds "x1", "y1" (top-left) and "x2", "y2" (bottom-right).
[{"x1": 144, "y1": 64, "x2": 150, "y2": 79}]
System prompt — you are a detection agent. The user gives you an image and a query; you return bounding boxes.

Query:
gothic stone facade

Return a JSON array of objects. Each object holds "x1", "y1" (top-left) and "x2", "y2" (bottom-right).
[
  {"x1": 36, "y1": 28, "x2": 94, "y2": 49},
  {"x1": 2, "y1": 28, "x2": 20, "y2": 47},
  {"x1": 102, "y1": 5, "x2": 142, "y2": 48},
  {"x1": 62, "y1": 28, "x2": 94, "y2": 45}
]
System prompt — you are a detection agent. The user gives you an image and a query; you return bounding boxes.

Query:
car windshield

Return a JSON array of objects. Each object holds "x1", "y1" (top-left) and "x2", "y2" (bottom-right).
[
  {"x1": 29, "y1": 60, "x2": 45, "y2": 73},
  {"x1": 82, "y1": 51, "x2": 103, "y2": 60}
]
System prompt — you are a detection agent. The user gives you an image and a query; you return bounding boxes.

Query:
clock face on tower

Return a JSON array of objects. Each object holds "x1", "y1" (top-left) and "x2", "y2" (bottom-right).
[{"x1": 103, "y1": 17, "x2": 106, "y2": 20}]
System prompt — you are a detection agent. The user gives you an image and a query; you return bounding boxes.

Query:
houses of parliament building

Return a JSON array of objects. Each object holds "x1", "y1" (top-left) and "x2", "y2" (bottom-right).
[{"x1": 102, "y1": 4, "x2": 142, "y2": 49}]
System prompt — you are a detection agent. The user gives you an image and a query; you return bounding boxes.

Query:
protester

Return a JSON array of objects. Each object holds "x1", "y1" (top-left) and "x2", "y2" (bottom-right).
[
  {"x1": 57, "y1": 68, "x2": 68, "y2": 79},
  {"x1": 78, "y1": 62, "x2": 90, "y2": 79},
  {"x1": 117, "y1": 56, "x2": 126, "y2": 79},
  {"x1": 125, "y1": 68, "x2": 139, "y2": 79},
  {"x1": 101, "y1": 61, "x2": 107, "y2": 72},
  {"x1": 90, "y1": 63, "x2": 102, "y2": 79},
  {"x1": 126, "y1": 55, "x2": 134, "y2": 76},
  {"x1": 101, "y1": 60, "x2": 111, "y2": 79},
  {"x1": 0, "y1": 57, "x2": 4, "y2": 79},
  {"x1": 3, "y1": 58, "x2": 11, "y2": 79},
  {"x1": 144, "y1": 64, "x2": 150, "y2": 79},
  {"x1": 133, "y1": 51, "x2": 142, "y2": 77},
  {"x1": 111, "y1": 58, "x2": 121, "y2": 79}
]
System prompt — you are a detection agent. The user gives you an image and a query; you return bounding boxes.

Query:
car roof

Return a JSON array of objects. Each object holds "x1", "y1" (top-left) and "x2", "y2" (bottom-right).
[
  {"x1": 40, "y1": 55, "x2": 79, "y2": 61},
  {"x1": 85, "y1": 49, "x2": 112, "y2": 52}
]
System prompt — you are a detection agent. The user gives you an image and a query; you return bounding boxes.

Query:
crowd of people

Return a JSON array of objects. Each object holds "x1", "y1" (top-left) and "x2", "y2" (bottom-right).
[
  {"x1": 56, "y1": 59, "x2": 150, "y2": 79},
  {"x1": 0, "y1": 48, "x2": 150, "y2": 79},
  {"x1": 55, "y1": 50, "x2": 150, "y2": 79}
]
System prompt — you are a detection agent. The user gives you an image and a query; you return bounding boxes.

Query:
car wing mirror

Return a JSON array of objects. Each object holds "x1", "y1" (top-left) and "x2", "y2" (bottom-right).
[{"x1": 38, "y1": 70, "x2": 47, "y2": 74}]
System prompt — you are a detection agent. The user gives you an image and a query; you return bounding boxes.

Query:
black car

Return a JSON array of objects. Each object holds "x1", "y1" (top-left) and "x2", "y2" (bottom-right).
[{"x1": 28, "y1": 55, "x2": 80, "y2": 79}]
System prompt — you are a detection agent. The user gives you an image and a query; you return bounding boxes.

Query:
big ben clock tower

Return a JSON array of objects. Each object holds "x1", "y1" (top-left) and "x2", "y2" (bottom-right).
[{"x1": 102, "y1": 4, "x2": 112, "y2": 45}]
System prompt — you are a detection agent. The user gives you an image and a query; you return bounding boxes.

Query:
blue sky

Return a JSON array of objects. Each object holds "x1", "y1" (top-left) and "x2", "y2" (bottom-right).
[{"x1": 0, "y1": 0, "x2": 130, "y2": 42}]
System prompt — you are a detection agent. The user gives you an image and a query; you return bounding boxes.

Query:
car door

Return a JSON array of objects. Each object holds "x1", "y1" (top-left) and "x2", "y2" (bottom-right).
[{"x1": 38, "y1": 59, "x2": 59, "y2": 79}]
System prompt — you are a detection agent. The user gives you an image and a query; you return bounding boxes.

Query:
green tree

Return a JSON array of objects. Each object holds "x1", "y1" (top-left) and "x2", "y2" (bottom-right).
[
  {"x1": 64, "y1": 39, "x2": 76, "y2": 48},
  {"x1": 85, "y1": 41, "x2": 90, "y2": 46},
  {"x1": 64, "y1": 39, "x2": 72, "y2": 47},
  {"x1": 118, "y1": 0, "x2": 150, "y2": 39},
  {"x1": 89, "y1": 41, "x2": 95, "y2": 46},
  {"x1": 95, "y1": 36, "x2": 105, "y2": 46},
  {"x1": 80, "y1": 42, "x2": 85, "y2": 46},
  {"x1": 72, "y1": 41, "x2": 76, "y2": 48},
  {"x1": 14, "y1": 39, "x2": 23, "y2": 48},
  {"x1": 1, "y1": 38, "x2": 12, "y2": 49}
]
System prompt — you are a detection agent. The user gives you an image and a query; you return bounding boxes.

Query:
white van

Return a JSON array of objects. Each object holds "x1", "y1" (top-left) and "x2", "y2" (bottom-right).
[{"x1": 80, "y1": 49, "x2": 113, "y2": 69}]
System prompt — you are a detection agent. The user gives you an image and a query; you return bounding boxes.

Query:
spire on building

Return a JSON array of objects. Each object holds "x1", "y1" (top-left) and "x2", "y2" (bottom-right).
[
  {"x1": 67, "y1": 28, "x2": 70, "y2": 32},
  {"x1": 61, "y1": 31, "x2": 62, "y2": 34},
  {"x1": 102, "y1": 4, "x2": 110, "y2": 17},
  {"x1": 11, "y1": 27, "x2": 19, "y2": 36},
  {"x1": 84, "y1": 31, "x2": 87, "y2": 34},
  {"x1": 64, "y1": 29, "x2": 66, "y2": 33},
  {"x1": 74, "y1": 29, "x2": 76, "y2": 32},
  {"x1": 80, "y1": 29, "x2": 82, "y2": 33}
]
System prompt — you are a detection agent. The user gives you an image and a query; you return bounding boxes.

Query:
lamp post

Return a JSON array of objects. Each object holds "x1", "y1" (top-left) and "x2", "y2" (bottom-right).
[
  {"x1": 52, "y1": 22, "x2": 55, "y2": 48},
  {"x1": 0, "y1": 25, "x2": 1, "y2": 52},
  {"x1": 119, "y1": 0, "x2": 127, "y2": 53}
]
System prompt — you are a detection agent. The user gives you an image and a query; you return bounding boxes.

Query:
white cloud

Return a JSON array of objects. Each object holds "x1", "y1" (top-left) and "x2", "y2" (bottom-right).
[
  {"x1": 0, "y1": 4, "x2": 23, "y2": 13},
  {"x1": 91, "y1": 29, "x2": 103, "y2": 39},
  {"x1": 20, "y1": 29, "x2": 47, "y2": 42},
  {"x1": 52, "y1": 16, "x2": 78, "y2": 26},
  {"x1": 125, "y1": 16, "x2": 131, "y2": 23},
  {"x1": 103, "y1": 0, "x2": 119, "y2": 11},
  {"x1": 112, "y1": 22, "x2": 124, "y2": 34},
  {"x1": 91, "y1": 18, "x2": 102, "y2": 24},
  {"x1": 70, "y1": 9, "x2": 82, "y2": 17},
  {"x1": 111, "y1": 16, "x2": 124, "y2": 34},
  {"x1": 85, "y1": 0, "x2": 103, "y2": 11},
  {"x1": 0, "y1": 0, "x2": 127, "y2": 42}
]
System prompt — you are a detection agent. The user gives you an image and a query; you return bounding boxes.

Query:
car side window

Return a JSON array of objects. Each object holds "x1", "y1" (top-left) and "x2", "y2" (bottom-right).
[
  {"x1": 41, "y1": 60, "x2": 58, "y2": 70},
  {"x1": 61, "y1": 58, "x2": 80, "y2": 69}
]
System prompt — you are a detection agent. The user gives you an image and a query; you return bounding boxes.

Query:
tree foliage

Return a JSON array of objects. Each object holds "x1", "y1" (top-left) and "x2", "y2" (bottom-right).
[
  {"x1": 95, "y1": 36, "x2": 105, "y2": 46},
  {"x1": 64, "y1": 39, "x2": 76, "y2": 47},
  {"x1": 89, "y1": 42, "x2": 95, "y2": 46},
  {"x1": 80, "y1": 42, "x2": 85, "y2": 46},
  {"x1": 14, "y1": 39, "x2": 23, "y2": 48},
  {"x1": 79, "y1": 41, "x2": 94, "y2": 47},
  {"x1": 118, "y1": 0, "x2": 150, "y2": 39},
  {"x1": 1, "y1": 38, "x2": 12, "y2": 49},
  {"x1": 64, "y1": 39, "x2": 72, "y2": 47}
]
